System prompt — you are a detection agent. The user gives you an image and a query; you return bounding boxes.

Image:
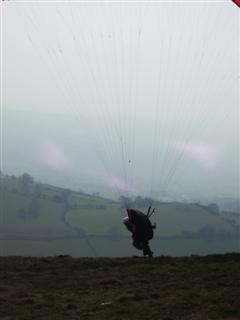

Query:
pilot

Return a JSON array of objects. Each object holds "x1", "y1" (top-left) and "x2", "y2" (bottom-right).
[{"x1": 123, "y1": 208, "x2": 156, "y2": 257}]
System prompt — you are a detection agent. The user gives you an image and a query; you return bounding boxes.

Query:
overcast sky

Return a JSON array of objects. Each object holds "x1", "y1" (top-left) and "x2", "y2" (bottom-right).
[{"x1": 2, "y1": 1, "x2": 239, "y2": 201}]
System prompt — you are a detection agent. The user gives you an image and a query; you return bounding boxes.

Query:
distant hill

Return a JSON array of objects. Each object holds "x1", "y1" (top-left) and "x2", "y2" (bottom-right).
[
  {"x1": 215, "y1": 197, "x2": 240, "y2": 213},
  {"x1": 1, "y1": 173, "x2": 239, "y2": 244}
]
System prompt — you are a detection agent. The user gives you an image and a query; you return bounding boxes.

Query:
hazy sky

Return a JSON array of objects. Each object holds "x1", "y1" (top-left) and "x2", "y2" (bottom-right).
[{"x1": 2, "y1": 1, "x2": 239, "y2": 201}]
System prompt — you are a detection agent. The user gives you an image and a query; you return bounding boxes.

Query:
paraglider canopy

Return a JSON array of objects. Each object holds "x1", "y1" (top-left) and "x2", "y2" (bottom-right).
[{"x1": 232, "y1": 0, "x2": 240, "y2": 8}]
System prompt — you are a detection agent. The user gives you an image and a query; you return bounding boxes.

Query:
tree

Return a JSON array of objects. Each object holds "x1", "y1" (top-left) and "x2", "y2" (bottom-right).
[
  {"x1": 59, "y1": 189, "x2": 72, "y2": 206},
  {"x1": 20, "y1": 173, "x2": 34, "y2": 184},
  {"x1": 34, "y1": 183, "x2": 43, "y2": 198},
  {"x1": 206, "y1": 203, "x2": 220, "y2": 215},
  {"x1": 133, "y1": 196, "x2": 153, "y2": 208},
  {"x1": 119, "y1": 196, "x2": 132, "y2": 207},
  {"x1": 19, "y1": 173, "x2": 34, "y2": 193},
  {"x1": 198, "y1": 224, "x2": 216, "y2": 239},
  {"x1": 17, "y1": 208, "x2": 27, "y2": 220},
  {"x1": 28, "y1": 197, "x2": 39, "y2": 218}
]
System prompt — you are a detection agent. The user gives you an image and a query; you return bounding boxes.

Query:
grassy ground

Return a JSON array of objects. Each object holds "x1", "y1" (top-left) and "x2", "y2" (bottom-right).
[{"x1": 0, "y1": 253, "x2": 239, "y2": 320}]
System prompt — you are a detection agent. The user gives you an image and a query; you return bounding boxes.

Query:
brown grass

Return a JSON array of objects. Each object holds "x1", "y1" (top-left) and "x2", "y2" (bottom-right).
[{"x1": 0, "y1": 253, "x2": 239, "y2": 319}]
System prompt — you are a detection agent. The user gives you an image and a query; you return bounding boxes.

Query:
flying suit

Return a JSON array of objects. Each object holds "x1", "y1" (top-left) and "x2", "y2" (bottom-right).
[{"x1": 123, "y1": 209, "x2": 155, "y2": 257}]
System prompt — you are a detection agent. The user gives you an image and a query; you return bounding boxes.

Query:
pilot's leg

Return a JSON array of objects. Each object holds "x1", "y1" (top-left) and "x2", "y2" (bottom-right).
[
  {"x1": 143, "y1": 242, "x2": 153, "y2": 257},
  {"x1": 132, "y1": 237, "x2": 144, "y2": 250}
]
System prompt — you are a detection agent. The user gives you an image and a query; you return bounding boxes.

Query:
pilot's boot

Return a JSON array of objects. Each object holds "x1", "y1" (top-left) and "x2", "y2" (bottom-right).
[{"x1": 143, "y1": 244, "x2": 153, "y2": 257}]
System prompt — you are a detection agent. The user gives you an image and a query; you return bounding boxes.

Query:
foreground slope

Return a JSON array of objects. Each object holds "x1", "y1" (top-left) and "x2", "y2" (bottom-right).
[{"x1": 0, "y1": 254, "x2": 239, "y2": 320}]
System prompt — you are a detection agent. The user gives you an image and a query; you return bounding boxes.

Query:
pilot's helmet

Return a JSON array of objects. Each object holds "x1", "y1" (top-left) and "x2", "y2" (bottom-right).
[{"x1": 123, "y1": 216, "x2": 129, "y2": 224}]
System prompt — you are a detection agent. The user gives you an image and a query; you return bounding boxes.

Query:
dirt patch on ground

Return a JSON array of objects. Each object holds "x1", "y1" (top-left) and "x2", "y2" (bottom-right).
[{"x1": 0, "y1": 253, "x2": 239, "y2": 319}]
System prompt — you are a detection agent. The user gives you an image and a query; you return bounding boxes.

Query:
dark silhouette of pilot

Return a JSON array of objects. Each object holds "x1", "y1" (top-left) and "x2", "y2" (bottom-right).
[{"x1": 123, "y1": 209, "x2": 155, "y2": 257}]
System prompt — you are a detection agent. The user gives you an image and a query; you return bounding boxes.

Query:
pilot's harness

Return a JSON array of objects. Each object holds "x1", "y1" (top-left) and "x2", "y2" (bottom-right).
[{"x1": 147, "y1": 206, "x2": 156, "y2": 226}]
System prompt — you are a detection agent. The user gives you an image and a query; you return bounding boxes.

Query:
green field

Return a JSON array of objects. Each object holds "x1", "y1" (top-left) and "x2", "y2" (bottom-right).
[
  {"x1": 66, "y1": 202, "x2": 236, "y2": 237},
  {"x1": 0, "y1": 174, "x2": 239, "y2": 256}
]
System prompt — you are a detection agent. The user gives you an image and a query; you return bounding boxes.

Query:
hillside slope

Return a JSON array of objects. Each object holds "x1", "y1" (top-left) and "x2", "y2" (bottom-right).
[
  {"x1": 1, "y1": 174, "x2": 239, "y2": 241},
  {"x1": 0, "y1": 254, "x2": 239, "y2": 320}
]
